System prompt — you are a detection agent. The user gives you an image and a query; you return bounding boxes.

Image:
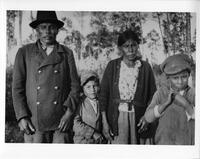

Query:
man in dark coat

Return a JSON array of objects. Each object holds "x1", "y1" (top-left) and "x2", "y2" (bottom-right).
[{"x1": 12, "y1": 11, "x2": 80, "y2": 143}]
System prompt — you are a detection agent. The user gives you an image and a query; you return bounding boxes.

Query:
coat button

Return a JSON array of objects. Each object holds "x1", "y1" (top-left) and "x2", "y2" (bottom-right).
[
  {"x1": 54, "y1": 70, "x2": 58, "y2": 74},
  {"x1": 53, "y1": 101, "x2": 57, "y2": 105},
  {"x1": 38, "y1": 70, "x2": 42, "y2": 74},
  {"x1": 36, "y1": 101, "x2": 40, "y2": 105},
  {"x1": 37, "y1": 86, "x2": 41, "y2": 90},
  {"x1": 54, "y1": 86, "x2": 59, "y2": 90}
]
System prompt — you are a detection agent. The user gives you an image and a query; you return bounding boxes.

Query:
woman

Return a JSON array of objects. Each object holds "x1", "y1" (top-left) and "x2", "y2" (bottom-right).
[{"x1": 99, "y1": 30, "x2": 157, "y2": 144}]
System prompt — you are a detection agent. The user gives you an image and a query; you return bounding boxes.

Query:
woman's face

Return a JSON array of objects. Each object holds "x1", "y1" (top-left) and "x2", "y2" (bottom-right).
[{"x1": 120, "y1": 39, "x2": 139, "y2": 61}]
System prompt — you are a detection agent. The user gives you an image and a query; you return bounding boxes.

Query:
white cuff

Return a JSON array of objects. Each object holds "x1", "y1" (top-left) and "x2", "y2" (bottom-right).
[
  {"x1": 185, "y1": 106, "x2": 195, "y2": 121},
  {"x1": 154, "y1": 105, "x2": 162, "y2": 118}
]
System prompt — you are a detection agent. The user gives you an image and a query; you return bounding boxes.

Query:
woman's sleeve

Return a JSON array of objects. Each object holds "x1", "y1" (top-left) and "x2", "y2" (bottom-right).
[
  {"x1": 63, "y1": 49, "x2": 80, "y2": 113},
  {"x1": 147, "y1": 62, "x2": 157, "y2": 105},
  {"x1": 99, "y1": 62, "x2": 111, "y2": 112}
]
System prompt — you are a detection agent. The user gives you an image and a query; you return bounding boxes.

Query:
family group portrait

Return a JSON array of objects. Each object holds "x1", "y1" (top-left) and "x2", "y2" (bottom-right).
[{"x1": 6, "y1": 10, "x2": 196, "y2": 145}]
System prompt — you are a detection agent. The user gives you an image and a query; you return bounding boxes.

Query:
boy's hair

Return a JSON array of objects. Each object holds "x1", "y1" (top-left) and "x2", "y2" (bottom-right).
[
  {"x1": 82, "y1": 76, "x2": 99, "y2": 87},
  {"x1": 80, "y1": 76, "x2": 100, "y2": 95}
]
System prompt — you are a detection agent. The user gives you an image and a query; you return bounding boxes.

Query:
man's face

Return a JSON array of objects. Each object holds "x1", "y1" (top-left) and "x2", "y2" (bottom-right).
[
  {"x1": 168, "y1": 70, "x2": 190, "y2": 91},
  {"x1": 36, "y1": 23, "x2": 58, "y2": 45}
]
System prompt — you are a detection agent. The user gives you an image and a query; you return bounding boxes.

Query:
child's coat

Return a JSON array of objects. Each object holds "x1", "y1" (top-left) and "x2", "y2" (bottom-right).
[{"x1": 73, "y1": 97, "x2": 102, "y2": 144}]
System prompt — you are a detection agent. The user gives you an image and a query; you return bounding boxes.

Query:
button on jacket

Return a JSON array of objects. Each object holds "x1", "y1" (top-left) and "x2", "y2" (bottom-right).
[{"x1": 12, "y1": 40, "x2": 80, "y2": 131}]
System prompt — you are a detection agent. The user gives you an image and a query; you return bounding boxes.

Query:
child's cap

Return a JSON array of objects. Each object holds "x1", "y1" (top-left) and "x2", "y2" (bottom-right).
[
  {"x1": 80, "y1": 70, "x2": 99, "y2": 86},
  {"x1": 160, "y1": 54, "x2": 192, "y2": 76}
]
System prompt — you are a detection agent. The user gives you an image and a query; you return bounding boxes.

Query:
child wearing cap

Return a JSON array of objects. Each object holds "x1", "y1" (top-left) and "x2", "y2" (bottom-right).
[
  {"x1": 73, "y1": 70, "x2": 105, "y2": 144},
  {"x1": 139, "y1": 54, "x2": 195, "y2": 145}
]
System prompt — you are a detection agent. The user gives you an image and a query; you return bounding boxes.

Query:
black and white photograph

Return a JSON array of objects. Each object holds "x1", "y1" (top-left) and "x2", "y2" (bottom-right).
[{"x1": 1, "y1": 0, "x2": 200, "y2": 159}]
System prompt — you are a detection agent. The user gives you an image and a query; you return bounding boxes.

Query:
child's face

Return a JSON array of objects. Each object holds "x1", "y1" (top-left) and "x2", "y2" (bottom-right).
[
  {"x1": 83, "y1": 80, "x2": 99, "y2": 100},
  {"x1": 168, "y1": 71, "x2": 189, "y2": 91}
]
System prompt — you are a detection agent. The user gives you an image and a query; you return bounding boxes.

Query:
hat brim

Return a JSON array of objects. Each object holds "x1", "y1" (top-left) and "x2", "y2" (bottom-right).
[{"x1": 29, "y1": 19, "x2": 64, "y2": 29}]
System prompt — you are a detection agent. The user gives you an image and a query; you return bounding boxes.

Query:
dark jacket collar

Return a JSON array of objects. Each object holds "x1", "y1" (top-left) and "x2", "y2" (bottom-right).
[{"x1": 34, "y1": 40, "x2": 64, "y2": 69}]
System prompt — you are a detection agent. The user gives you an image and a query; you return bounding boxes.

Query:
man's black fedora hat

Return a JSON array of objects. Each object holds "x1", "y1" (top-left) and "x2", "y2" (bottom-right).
[{"x1": 29, "y1": 11, "x2": 64, "y2": 29}]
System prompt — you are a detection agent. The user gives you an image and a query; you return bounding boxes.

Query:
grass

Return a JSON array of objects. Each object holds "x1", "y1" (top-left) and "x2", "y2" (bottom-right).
[{"x1": 5, "y1": 121, "x2": 24, "y2": 143}]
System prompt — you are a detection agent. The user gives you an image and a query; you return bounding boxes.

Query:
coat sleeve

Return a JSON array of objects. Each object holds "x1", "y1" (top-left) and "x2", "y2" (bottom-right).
[
  {"x1": 63, "y1": 49, "x2": 80, "y2": 113},
  {"x1": 73, "y1": 104, "x2": 95, "y2": 139},
  {"x1": 145, "y1": 89, "x2": 162, "y2": 123},
  {"x1": 99, "y1": 62, "x2": 111, "y2": 112},
  {"x1": 12, "y1": 47, "x2": 30, "y2": 121},
  {"x1": 146, "y1": 62, "x2": 157, "y2": 105}
]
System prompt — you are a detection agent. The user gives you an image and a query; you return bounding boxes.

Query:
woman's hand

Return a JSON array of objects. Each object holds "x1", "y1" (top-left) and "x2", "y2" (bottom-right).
[
  {"x1": 102, "y1": 121, "x2": 113, "y2": 141},
  {"x1": 137, "y1": 116, "x2": 149, "y2": 133},
  {"x1": 101, "y1": 111, "x2": 113, "y2": 141}
]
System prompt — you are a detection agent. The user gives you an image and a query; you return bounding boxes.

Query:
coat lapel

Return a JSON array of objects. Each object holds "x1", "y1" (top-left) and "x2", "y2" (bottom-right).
[
  {"x1": 38, "y1": 50, "x2": 62, "y2": 69},
  {"x1": 33, "y1": 41, "x2": 64, "y2": 70},
  {"x1": 30, "y1": 42, "x2": 44, "y2": 69},
  {"x1": 84, "y1": 98, "x2": 99, "y2": 120}
]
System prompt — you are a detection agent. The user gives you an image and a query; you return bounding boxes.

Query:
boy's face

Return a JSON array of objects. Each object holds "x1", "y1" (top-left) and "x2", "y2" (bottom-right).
[
  {"x1": 83, "y1": 80, "x2": 99, "y2": 100},
  {"x1": 168, "y1": 71, "x2": 190, "y2": 91}
]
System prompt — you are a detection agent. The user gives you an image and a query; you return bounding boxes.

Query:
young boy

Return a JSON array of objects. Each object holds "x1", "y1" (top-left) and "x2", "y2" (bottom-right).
[
  {"x1": 73, "y1": 70, "x2": 105, "y2": 144},
  {"x1": 139, "y1": 54, "x2": 195, "y2": 145}
]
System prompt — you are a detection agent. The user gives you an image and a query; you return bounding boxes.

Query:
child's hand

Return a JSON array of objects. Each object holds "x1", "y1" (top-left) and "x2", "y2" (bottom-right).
[
  {"x1": 174, "y1": 94, "x2": 189, "y2": 109},
  {"x1": 93, "y1": 132, "x2": 104, "y2": 143},
  {"x1": 174, "y1": 94, "x2": 194, "y2": 117},
  {"x1": 165, "y1": 91, "x2": 175, "y2": 106}
]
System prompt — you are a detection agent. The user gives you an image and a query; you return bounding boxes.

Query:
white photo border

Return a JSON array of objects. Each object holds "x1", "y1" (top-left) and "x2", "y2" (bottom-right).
[{"x1": 1, "y1": 0, "x2": 200, "y2": 159}]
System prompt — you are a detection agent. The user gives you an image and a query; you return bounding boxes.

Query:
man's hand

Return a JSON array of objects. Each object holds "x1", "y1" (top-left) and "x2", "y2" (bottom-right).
[
  {"x1": 137, "y1": 116, "x2": 149, "y2": 133},
  {"x1": 58, "y1": 109, "x2": 73, "y2": 132},
  {"x1": 18, "y1": 118, "x2": 36, "y2": 135}
]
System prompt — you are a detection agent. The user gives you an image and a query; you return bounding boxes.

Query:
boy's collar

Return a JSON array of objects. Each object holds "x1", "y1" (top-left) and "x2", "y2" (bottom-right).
[{"x1": 87, "y1": 97, "x2": 98, "y2": 103}]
